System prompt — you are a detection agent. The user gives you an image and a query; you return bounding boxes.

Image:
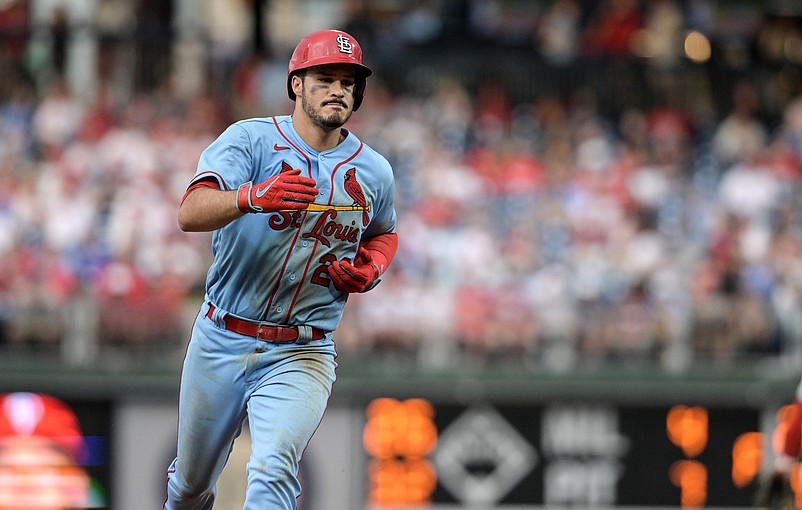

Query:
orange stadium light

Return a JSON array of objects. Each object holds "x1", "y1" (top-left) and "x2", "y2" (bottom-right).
[
  {"x1": 731, "y1": 431, "x2": 763, "y2": 487},
  {"x1": 670, "y1": 459, "x2": 707, "y2": 508},
  {"x1": 667, "y1": 405, "x2": 708, "y2": 458},
  {"x1": 364, "y1": 398, "x2": 438, "y2": 507}
]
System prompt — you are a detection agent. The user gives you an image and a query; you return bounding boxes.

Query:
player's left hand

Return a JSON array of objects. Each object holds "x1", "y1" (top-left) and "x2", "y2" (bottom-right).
[{"x1": 328, "y1": 247, "x2": 381, "y2": 293}]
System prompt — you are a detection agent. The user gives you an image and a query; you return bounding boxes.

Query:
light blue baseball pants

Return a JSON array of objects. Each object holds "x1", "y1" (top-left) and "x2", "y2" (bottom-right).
[{"x1": 164, "y1": 304, "x2": 337, "y2": 510}]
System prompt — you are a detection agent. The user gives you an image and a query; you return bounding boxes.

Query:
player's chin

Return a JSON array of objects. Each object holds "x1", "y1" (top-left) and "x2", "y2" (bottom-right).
[{"x1": 318, "y1": 110, "x2": 351, "y2": 128}]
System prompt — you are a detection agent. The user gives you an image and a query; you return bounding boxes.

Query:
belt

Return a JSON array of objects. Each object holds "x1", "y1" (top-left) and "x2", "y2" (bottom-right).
[{"x1": 205, "y1": 304, "x2": 325, "y2": 344}]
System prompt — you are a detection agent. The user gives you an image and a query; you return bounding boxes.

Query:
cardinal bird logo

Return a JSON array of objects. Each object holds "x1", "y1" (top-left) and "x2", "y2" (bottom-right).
[{"x1": 344, "y1": 168, "x2": 370, "y2": 226}]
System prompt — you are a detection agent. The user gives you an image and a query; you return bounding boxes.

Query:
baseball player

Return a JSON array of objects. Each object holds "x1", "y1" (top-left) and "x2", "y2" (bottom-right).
[
  {"x1": 776, "y1": 379, "x2": 802, "y2": 477},
  {"x1": 755, "y1": 377, "x2": 802, "y2": 509},
  {"x1": 163, "y1": 29, "x2": 398, "y2": 510}
]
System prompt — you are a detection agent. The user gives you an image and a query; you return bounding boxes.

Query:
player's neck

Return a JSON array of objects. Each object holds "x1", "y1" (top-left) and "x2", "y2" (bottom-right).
[{"x1": 292, "y1": 113, "x2": 345, "y2": 152}]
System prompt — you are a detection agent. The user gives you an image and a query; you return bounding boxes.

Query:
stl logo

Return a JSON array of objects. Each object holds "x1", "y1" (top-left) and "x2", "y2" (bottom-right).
[{"x1": 336, "y1": 34, "x2": 353, "y2": 54}]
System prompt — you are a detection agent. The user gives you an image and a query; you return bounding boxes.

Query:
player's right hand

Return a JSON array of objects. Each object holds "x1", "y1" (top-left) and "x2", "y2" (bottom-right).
[
  {"x1": 328, "y1": 247, "x2": 381, "y2": 293},
  {"x1": 236, "y1": 169, "x2": 318, "y2": 213}
]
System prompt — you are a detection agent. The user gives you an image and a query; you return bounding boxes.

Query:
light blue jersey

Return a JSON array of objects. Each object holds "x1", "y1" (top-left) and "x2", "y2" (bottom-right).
[{"x1": 189, "y1": 115, "x2": 397, "y2": 332}]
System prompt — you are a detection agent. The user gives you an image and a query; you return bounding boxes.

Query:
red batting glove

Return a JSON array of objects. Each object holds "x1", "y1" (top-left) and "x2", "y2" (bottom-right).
[
  {"x1": 328, "y1": 247, "x2": 381, "y2": 293},
  {"x1": 237, "y1": 169, "x2": 318, "y2": 213}
]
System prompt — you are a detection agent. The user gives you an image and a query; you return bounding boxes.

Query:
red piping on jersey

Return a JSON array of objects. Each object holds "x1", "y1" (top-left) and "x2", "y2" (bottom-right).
[
  {"x1": 326, "y1": 142, "x2": 363, "y2": 204},
  {"x1": 190, "y1": 170, "x2": 230, "y2": 190},
  {"x1": 272, "y1": 117, "x2": 314, "y2": 178},
  {"x1": 265, "y1": 117, "x2": 364, "y2": 322},
  {"x1": 284, "y1": 241, "x2": 322, "y2": 323},
  {"x1": 284, "y1": 133, "x2": 364, "y2": 323},
  {"x1": 182, "y1": 170, "x2": 231, "y2": 204},
  {"x1": 181, "y1": 181, "x2": 219, "y2": 205},
  {"x1": 262, "y1": 118, "x2": 314, "y2": 321},
  {"x1": 263, "y1": 218, "x2": 310, "y2": 321}
]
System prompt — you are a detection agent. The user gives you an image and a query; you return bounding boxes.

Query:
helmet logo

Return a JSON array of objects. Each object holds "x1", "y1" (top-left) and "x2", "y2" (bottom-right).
[{"x1": 336, "y1": 34, "x2": 354, "y2": 54}]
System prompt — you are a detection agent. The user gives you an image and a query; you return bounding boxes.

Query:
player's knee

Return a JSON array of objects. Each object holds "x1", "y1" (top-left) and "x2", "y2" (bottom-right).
[
  {"x1": 169, "y1": 471, "x2": 215, "y2": 502},
  {"x1": 251, "y1": 453, "x2": 300, "y2": 486}
]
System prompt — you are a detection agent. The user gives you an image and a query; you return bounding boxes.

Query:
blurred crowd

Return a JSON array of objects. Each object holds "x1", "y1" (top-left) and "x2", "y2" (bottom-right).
[
  {"x1": 2, "y1": 0, "x2": 802, "y2": 373},
  {"x1": 338, "y1": 75, "x2": 802, "y2": 373},
  {"x1": 0, "y1": 77, "x2": 223, "y2": 359}
]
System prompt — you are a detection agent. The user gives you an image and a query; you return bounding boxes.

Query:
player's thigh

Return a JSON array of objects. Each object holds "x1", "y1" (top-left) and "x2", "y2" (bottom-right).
[
  {"x1": 176, "y1": 318, "x2": 252, "y2": 484},
  {"x1": 247, "y1": 345, "x2": 337, "y2": 461}
]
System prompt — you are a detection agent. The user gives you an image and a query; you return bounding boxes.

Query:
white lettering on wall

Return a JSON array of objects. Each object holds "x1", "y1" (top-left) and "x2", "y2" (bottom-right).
[{"x1": 541, "y1": 403, "x2": 630, "y2": 505}]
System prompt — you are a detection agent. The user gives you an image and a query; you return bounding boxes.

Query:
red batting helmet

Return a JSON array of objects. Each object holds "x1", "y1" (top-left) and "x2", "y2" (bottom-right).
[{"x1": 287, "y1": 29, "x2": 373, "y2": 111}]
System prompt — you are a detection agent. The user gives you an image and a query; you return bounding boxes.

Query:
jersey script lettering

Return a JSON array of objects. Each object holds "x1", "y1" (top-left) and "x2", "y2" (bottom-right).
[
  {"x1": 302, "y1": 209, "x2": 360, "y2": 246},
  {"x1": 268, "y1": 209, "x2": 360, "y2": 247}
]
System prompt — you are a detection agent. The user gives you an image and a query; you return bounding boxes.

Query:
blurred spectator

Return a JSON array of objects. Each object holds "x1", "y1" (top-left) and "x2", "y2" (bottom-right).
[
  {"x1": 689, "y1": 257, "x2": 738, "y2": 364},
  {"x1": 398, "y1": 0, "x2": 443, "y2": 46},
  {"x1": 580, "y1": 0, "x2": 644, "y2": 58},
  {"x1": 773, "y1": 96, "x2": 802, "y2": 170},
  {"x1": 49, "y1": 6, "x2": 69, "y2": 79},
  {"x1": 93, "y1": 3, "x2": 136, "y2": 108},
  {"x1": 537, "y1": 0, "x2": 581, "y2": 65},
  {"x1": 0, "y1": 0, "x2": 29, "y2": 64},
  {"x1": 133, "y1": 0, "x2": 173, "y2": 90},
  {"x1": 645, "y1": 88, "x2": 696, "y2": 167},
  {"x1": 712, "y1": 81, "x2": 768, "y2": 167},
  {"x1": 604, "y1": 281, "x2": 662, "y2": 363},
  {"x1": 231, "y1": 51, "x2": 267, "y2": 119},
  {"x1": 635, "y1": 0, "x2": 685, "y2": 68},
  {"x1": 717, "y1": 156, "x2": 781, "y2": 221},
  {"x1": 31, "y1": 77, "x2": 84, "y2": 157},
  {"x1": 0, "y1": 80, "x2": 36, "y2": 159}
]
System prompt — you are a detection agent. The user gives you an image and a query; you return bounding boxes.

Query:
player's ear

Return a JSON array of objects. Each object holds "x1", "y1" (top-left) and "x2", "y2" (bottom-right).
[{"x1": 291, "y1": 73, "x2": 304, "y2": 98}]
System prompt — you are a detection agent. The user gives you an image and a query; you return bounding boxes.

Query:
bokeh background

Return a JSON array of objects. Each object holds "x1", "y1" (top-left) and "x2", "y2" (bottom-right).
[{"x1": 2, "y1": 0, "x2": 802, "y2": 509}]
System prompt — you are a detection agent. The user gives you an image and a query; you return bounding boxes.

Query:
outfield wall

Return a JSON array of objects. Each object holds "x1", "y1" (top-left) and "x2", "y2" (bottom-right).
[{"x1": 0, "y1": 369, "x2": 795, "y2": 509}]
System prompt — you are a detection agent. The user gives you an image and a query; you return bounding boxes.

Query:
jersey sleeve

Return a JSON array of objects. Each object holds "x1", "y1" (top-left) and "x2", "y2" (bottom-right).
[
  {"x1": 364, "y1": 157, "x2": 397, "y2": 238},
  {"x1": 191, "y1": 123, "x2": 254, "y2": 191}
]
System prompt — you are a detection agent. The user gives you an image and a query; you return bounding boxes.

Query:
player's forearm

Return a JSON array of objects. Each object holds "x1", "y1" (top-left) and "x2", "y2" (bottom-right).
[
  {"x1": 360, "y1": 232, "x2": 398, "y2": 274},
  {"x1": 178, "y1": 187, "x2": 244, "y2": 232}
]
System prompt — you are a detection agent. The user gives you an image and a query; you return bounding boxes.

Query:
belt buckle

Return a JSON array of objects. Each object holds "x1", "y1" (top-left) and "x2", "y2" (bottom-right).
[
  {"x1": 255, "y1": 324, "x2": 277, "y2": 342},
  {"x1": 295, "y1": 325, "x2": 313, "y2": 345},
  {"x1": 255, "y1": 323, "x2": 309, "y2": 344}
]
